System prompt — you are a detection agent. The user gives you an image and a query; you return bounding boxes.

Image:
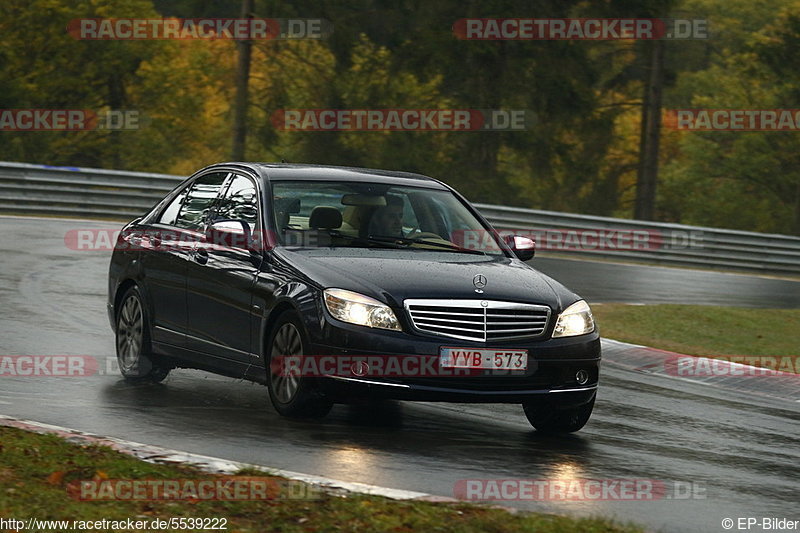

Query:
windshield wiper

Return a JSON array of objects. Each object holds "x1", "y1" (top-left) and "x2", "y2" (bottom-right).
[
  {"x1": 367, "y1": 235, "x2": 487, "y2": 255},
  {"x1": 332, "y1": 233, "x2": 408, "y2": 249},
  {"x1": 280, "y1": 229, "x2": 406, "y2": 249}
]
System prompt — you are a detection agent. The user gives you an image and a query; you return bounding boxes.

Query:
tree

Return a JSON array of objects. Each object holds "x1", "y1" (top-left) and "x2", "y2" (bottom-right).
[
  {"x1": 657, "y1": 0, "x2": 800, "y2": 235},
  {"x1": 232, "y1": 0, "x2": 255, "y2": 160}
]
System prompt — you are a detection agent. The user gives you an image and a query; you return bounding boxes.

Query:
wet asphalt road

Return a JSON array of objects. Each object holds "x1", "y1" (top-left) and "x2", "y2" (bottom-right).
[
  {"x1": 1, "y1": 216, "x2": 799, "y2": 533},
  {"x1": 532, "y1": 256, "x2": 800, "y2": 308}
]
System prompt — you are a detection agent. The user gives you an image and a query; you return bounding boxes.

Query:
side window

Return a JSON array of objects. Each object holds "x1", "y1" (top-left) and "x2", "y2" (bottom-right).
[
  {"x1": 174, "y1": 172, "x2": 228, "y2": 230},
  {"x1": 158, "y1": 187, "x2": 189, "y2": 226},
  {"x1": 215, "y1": 174, "x2": 260, "y2": 232}
]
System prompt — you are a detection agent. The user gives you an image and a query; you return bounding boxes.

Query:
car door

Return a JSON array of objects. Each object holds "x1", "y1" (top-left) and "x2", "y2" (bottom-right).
[
  {"x1": 185, "y1": 172, "x2": 263, "y2": 368},
  {"x1": 141, "y1": 171, "x2": 228, "y2": 347}
]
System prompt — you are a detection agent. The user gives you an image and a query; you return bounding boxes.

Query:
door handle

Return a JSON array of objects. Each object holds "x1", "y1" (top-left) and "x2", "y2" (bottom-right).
[{"x1": 194, "y1": 247, "x2": 209, "y2": 265}]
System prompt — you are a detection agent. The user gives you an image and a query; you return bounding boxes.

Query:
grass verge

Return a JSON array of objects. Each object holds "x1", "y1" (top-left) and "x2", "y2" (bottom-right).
[
  {"x1": 0, "y1": 426, "x2": 641, "y2": 533},
  {"x1": 593, "y1": 304, "x2": 800, "y2": 366}
]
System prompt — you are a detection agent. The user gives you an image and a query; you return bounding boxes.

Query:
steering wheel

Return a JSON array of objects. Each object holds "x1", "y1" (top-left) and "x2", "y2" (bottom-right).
[{"x1": 404, "y1": 223, "x2": 421, "y2": 235}]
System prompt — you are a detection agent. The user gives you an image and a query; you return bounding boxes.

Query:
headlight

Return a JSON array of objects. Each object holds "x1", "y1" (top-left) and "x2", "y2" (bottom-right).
[
  {"x1": 552, "y1": 300, "x2": 595, "y2": 338},
  {"x1": 323, "y1": 288, "x2": 401, "y2": 331}
]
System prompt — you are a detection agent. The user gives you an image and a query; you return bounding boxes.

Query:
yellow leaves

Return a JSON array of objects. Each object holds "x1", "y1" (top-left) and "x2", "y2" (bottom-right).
[
  {"x1": 45, "y1": 468, "x2": 107, "y2": 487},
  {"x1": 45, "y1": 471, "x2": 65, "y2": 485},
  {"x1": 250, "y1": 40, "x2": 336, "y2": 103},
  {"x1": 0, "y1": 468, "x2": 14, "y2": 484}
]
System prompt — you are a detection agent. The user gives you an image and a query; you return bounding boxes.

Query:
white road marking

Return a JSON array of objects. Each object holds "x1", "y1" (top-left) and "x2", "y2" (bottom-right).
[{"x1": 0, "y1": 414, "x2": 454, "y2": 503}]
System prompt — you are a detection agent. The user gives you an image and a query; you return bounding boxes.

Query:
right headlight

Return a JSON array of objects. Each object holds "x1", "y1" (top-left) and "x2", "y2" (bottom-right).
[
  {"x1": 323, "y1": 288, "x2": 401, "y2": 331},
  {"x1": 552, "y1": 300, "x2": 595, "y2": 338}
]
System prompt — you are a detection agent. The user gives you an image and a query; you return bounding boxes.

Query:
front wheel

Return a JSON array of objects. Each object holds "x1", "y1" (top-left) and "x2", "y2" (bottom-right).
[
  {"x1": 523, "y1": 397, "x2": 595, "y2": 433},
  {"x1": 115, "y1": 286, "x2": 170, "y2": 383},
  {"x1": 266, "y1": 312, "x2": 332, "y2": 418}
]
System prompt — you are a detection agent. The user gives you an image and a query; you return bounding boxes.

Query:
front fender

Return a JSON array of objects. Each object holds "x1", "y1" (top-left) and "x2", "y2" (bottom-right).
[
  {"x1": 107, "y1": 248, "x2": 149, "y2": 332},
  {"x1": 254, "y1": 275, "x2": 322, "y2": 360}
]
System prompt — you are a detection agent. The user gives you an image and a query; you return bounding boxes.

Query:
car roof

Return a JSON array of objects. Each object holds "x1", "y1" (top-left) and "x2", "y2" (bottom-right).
[{"x1": 208, "y1": 162, "x2": 451, "y2": 190}]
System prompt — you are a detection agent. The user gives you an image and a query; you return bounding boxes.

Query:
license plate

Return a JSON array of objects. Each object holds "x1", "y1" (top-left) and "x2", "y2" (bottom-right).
[{"x1": 440, "y1": 347, "x2": 528, "y2": 370}]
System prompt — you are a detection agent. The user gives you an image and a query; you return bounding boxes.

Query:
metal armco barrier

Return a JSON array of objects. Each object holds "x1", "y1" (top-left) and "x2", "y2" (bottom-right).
[
  {"x1": 1, "y1": 161, "x2": 798, "y2": 275},
  {"x1": 475, "y1": 204, "x2": 800, "y2": 275}
]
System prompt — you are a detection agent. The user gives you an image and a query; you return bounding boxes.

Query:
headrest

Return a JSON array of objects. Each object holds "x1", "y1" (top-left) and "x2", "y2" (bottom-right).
[
  {"x1": 309, "y1": 206, "x2": 342, "y2": 229},
  {"x1": 274, "y1": 197, "x2": 301, "y2": 214}
]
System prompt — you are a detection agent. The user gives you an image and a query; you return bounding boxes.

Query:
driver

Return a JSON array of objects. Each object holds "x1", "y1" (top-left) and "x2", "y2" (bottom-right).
[{"x1": 368, "y1": 195, "x2": 405, "y2": 238}]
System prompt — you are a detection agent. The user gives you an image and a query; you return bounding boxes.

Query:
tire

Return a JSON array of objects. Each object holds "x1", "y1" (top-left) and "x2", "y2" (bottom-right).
[
  {"x1": 266, "y1": 311, "x2": 332, "y2": 418},
  {"x1": 115, "y1": 286, "x2": 170, "y2": 383},
  {"x1": 523, "y1": 397, "x2": 595, "y2": 433}
]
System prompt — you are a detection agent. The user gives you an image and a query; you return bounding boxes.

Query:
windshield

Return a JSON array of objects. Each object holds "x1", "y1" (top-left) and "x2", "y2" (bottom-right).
[{"x1": 270, "y1": 180, "x2": 504, "y2": 255}]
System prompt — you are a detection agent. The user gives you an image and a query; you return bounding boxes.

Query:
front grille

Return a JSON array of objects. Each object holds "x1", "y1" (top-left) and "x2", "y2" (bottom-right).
[{"x1": 404, "y1": 299, "x2": 551, "y2": 342}]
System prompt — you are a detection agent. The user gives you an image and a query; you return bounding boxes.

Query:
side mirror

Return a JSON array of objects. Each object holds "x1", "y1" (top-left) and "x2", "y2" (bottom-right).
[
  {"x1": 504, "y1": 234, "x2": 535, "y2": 261},
  {"x1": 206, "y1": 219, "x2": 253, "y2": 250}
]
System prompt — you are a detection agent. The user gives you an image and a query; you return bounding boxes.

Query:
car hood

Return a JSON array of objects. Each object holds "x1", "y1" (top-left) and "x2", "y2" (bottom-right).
[{"x1": 274, "y1": 248, "x2": 577, "y2": 312}]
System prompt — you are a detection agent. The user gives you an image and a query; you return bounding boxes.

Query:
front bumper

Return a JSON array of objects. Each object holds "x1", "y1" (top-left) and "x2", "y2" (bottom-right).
[
  {"x1": 305, "y1": 312, "x2": 601, "y2": 403},
  {"x1": 320, "y1": 376, "x2": 598, "y2": 403}
]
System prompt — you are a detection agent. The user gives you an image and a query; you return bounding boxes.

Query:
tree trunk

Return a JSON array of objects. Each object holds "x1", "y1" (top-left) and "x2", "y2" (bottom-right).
[
  {"x1": 108, "y1": 72, "x2": 126, "y2": 169},
  {"x1": 793, "y1": 176, "x2": 800, "y2": 236},
  {"x1": 634, "y1": 39, "x2": 665, "y2": 221},
  {"x1": 232, "y1": 0, "x2": 254, "y2": 161}
]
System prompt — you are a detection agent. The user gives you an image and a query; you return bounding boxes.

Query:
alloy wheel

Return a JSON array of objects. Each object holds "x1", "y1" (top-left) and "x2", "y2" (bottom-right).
[
  {"x1": 117, "y1": 294, "x2": 143, "y2": 373},
  {"x1": 270, "y1": 322, "x2": 303, "y2": 404}
]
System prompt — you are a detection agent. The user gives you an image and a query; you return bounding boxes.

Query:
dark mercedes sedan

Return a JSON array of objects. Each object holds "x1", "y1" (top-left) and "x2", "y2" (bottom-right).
[{"x1": 108, "y1": 163, "x2": 600, "y2": 432}]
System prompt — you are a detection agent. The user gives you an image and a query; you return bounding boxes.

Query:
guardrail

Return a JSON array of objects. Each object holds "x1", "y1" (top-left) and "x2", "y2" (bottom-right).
[
  {"x1": 1, "y1": 160, "x2": 799, "y2": 275},
  {"x1": 476, "y1": 204, "x2": 800, "y2": 275}
]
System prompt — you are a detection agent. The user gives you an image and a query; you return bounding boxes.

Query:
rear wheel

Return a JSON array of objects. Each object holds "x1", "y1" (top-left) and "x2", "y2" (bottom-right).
[
  {"x1": 266, "y1": 312, "x2": 332, "y2": 418},
  {"x1": 115, "y1": 286, "x2": 170, "y2": 383},
  {"x1": 523, "y1": 397, "x2": 595, "y2": 433}
]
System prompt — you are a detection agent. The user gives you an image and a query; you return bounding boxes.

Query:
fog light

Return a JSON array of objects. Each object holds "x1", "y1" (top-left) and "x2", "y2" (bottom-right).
[
  {"x1": 351, "y1": 361, "x2": 369, "y2": 377},
  {"x1": 575, "y1": 369, "x2": 590, "y2": 385}
]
